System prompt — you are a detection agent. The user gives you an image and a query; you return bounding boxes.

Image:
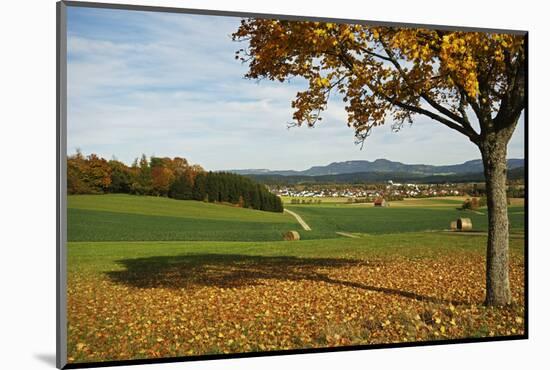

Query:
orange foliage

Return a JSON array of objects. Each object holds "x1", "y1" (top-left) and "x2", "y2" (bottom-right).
[
  {"x1": 233, "y1": 20, "x2": 525, "y2": 143},
  {"x1": 67, "y1": 252, "x2": 525, "y2": 363}
]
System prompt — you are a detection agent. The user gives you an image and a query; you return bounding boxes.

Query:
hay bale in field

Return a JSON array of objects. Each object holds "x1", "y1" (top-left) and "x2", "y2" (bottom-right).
[
  {"x1": 457, "y1": 218, "x2": 472, "y2": 231},
  {"x1": 283, "y1": 231, "x2": 301, "y2": 241},
  {"x1": 450, "y1": 220, "x2": 458, "y2": 231}
]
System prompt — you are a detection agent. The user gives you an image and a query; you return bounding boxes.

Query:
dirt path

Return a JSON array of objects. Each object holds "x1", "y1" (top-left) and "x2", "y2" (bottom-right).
[
  {"x1": 335, "y1": 232, "x2": 360, "y2": 238},
  {"x1": 284, "y1": 209, "x2": 312, "y2": 231}
]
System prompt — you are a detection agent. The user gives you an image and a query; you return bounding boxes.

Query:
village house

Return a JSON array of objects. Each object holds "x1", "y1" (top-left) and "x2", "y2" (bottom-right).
[{"x1": 374, "y1": 198, "x2": 388, "y2": 207}]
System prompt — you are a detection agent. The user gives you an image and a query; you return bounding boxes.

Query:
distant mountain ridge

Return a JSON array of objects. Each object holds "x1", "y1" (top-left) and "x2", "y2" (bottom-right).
[
  {"x1": 228, "y1": 158, "x2": 524, "y2": 177},
  {"x1": 245, "y1": 166, "x2": 524, "y2": 185}
]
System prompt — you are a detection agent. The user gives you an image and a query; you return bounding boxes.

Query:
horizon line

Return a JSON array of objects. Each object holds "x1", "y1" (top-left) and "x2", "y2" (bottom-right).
[{"x1": 68, "y1": 150, "x2": 524, "y2": 172}]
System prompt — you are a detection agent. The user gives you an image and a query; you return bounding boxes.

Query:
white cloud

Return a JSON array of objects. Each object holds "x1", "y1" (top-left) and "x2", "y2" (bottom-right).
[{"x1": 67, "y1": 7, "x2": 524, "y2": 171}]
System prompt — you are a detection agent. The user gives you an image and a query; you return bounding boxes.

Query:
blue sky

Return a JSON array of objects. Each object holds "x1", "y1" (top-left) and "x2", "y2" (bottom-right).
[{"x1": 67, "y1": 6, "x2": 525, "y2": 171}]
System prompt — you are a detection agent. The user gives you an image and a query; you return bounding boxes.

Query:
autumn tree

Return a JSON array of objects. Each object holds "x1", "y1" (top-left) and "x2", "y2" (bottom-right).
[
  {"x1": 67, "y1": 150, "x2": 89, "y2": 194},
  {"x1": 67, "y1": 151, "x2": 112, "y2": 194},
  {"x1": 169, "y1": 157, "x2": 190, "y2": 176},
  {"x1": 150, "y1": 157, "x2": 176, "y2": 196},
  {"x1": 233, "y1": 20, "x2": 525, "y2": 306}
]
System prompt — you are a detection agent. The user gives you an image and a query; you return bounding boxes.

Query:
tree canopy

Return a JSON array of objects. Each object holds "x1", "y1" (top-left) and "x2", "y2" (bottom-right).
[{"x1": 233, "y1": 20, "x2": 525, "y2": 145}]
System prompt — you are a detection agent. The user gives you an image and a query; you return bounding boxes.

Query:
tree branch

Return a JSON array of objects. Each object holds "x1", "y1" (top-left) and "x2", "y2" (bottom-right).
[
  {"x1": 377, "y1": 41, "x2": 479, "y2": 139},
  {"x1": 494, "y1": 49, "x2": 525, "y2": 133},
  {"x1": 357, "y1": 46, "x2": 394, "y2": 62},
  {"x1": 381, "y1": 90, "x2": 478, "y2": 140},
  {"x1": 455, "y1": 83, "x2": 485, "y2": 129},
  {"x1": 337, "y1": 52, "x2": 478, "y2": 141}
]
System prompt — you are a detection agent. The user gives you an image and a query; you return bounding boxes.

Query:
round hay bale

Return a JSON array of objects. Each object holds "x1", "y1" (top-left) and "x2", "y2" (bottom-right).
[
  {"x1": 450, "y1": 220, "x2": 458, "y2": 231},
  {"x1": 457, "y1": 218, "x2": 472, "y2": 231},
  {"x1": 283, "y1": 231, "x2": 301, "y2": 241}
]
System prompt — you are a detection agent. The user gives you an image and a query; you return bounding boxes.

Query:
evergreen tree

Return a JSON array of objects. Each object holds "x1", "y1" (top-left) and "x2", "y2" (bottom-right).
[
  {"x1": 192, "y1": 172, "x2": 207, "y2": 201},
  {"x1": 168, "y1": 174, "x2": 193, "y2": 200}
]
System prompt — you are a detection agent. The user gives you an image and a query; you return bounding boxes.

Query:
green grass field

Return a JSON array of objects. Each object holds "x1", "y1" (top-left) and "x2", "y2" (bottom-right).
[
  {"x1": 287, "y1": 203, "x2": 524, "y2": 239},
  {"x1": 69, "y1": 233, "x2": 525, "y2": 275},
  {"x1": 67, "y1": 194, "x2": 526, "y2": 363},
  {"x1": 68, "y1": 194, "x2": 524, "y2": 241},
  {"x1": 69, "y1": 194, "x2": 291, "y2": 222},
  {"x1": 68, "y1": 194, "x2": 299, "y2": 242}
]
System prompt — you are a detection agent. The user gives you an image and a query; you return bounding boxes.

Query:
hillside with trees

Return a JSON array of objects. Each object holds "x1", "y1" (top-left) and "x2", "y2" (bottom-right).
[{"x1": 67, "y1": 151, "x2": 283, "y2": 213}]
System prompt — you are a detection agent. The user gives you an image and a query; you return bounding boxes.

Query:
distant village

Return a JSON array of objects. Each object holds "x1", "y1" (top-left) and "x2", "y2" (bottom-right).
[{"x1": 269, "y1": 181, "x2": 467, "y2": 201}]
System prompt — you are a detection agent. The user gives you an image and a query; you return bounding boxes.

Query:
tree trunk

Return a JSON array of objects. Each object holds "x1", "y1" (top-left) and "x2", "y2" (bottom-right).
[{"x1": 479, "y1": 135, "x2": 512, "y2": 306}]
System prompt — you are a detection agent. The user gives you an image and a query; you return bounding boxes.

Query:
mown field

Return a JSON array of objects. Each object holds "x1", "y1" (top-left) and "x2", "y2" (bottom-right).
[
  {"x1": 68, "y1": 194, "x2": 299, "y2": 242},
  {"x1": 68, "y1": 194, "x2": 524, "y2": 241},
  {"x1": 286, "y1": 202, "x2": 524, "y2": 240},
  {"x1": 67, "y1": 194, "x2": 526, "y2": 364}
]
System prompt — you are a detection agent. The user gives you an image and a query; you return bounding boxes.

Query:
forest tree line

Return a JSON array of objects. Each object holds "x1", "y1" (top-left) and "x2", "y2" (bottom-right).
[{"x1": 67, "y1": 151, "x2": 284, "y2": 213}]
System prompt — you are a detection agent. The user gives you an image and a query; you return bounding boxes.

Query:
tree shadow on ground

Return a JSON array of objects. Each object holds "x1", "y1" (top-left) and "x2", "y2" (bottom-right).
[{"x1": 107, "y1": 254, "x2": 466, "y2": 306}]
